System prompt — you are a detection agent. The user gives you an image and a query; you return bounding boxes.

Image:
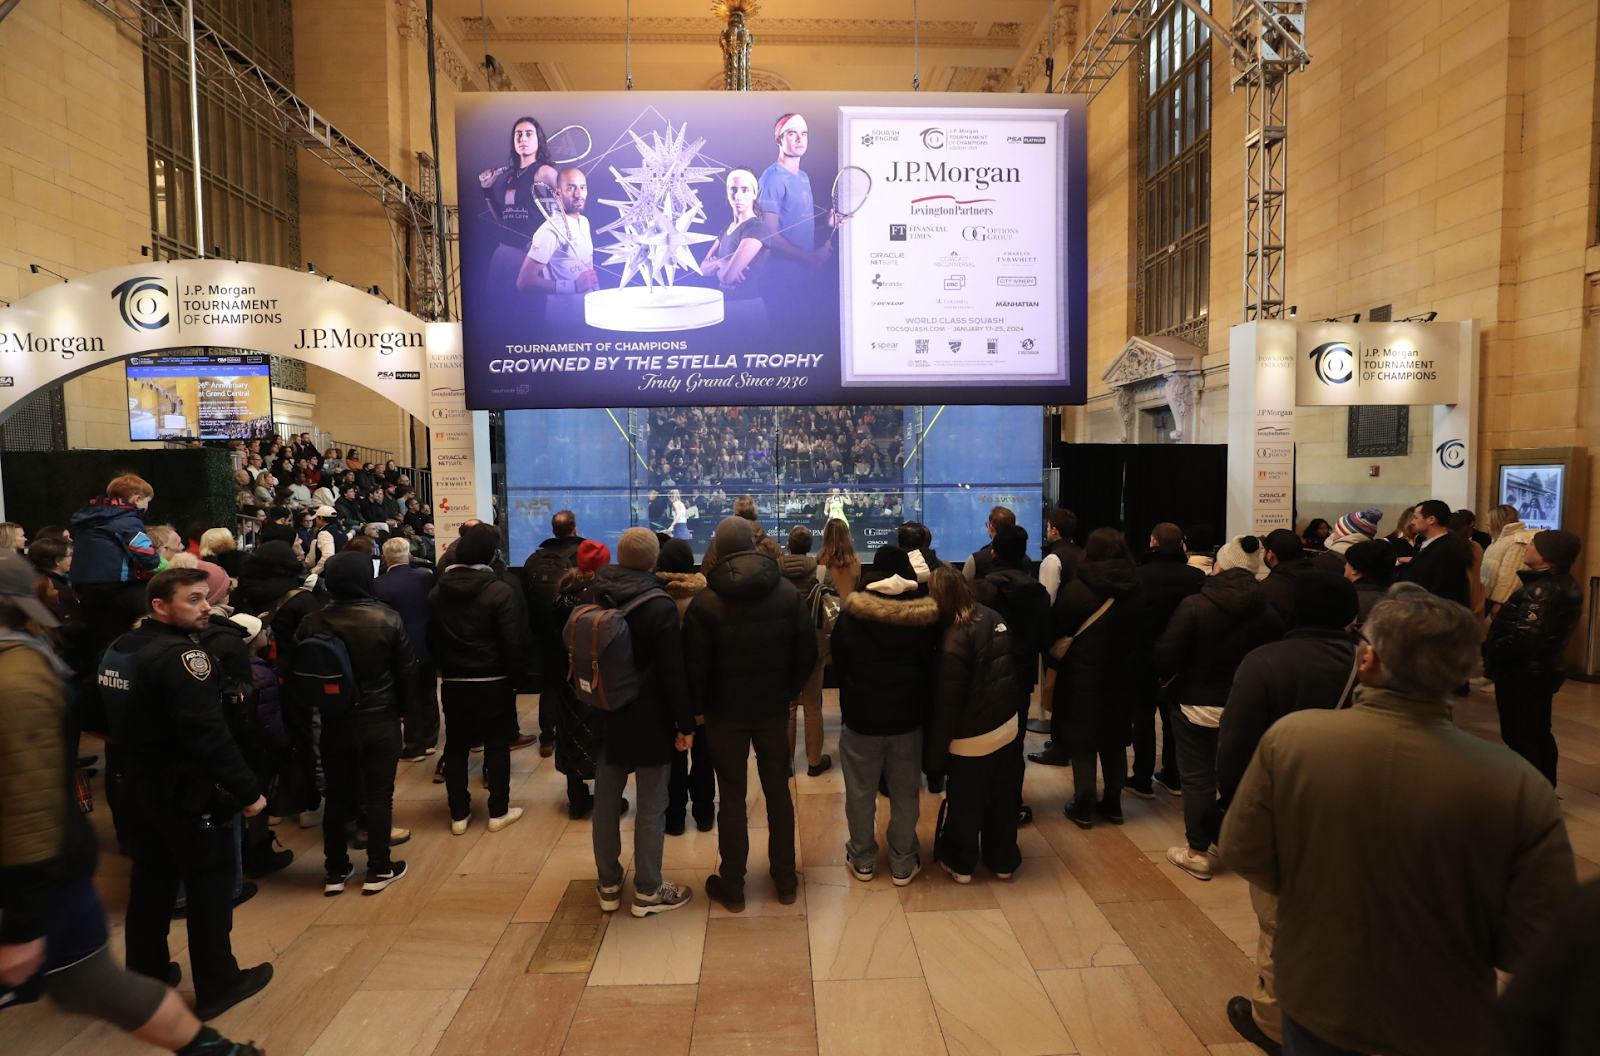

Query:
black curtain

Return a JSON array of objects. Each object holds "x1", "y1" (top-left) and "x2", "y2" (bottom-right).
[{"x1": 1054, "y1": 443, "x2": 1228, "y2": 554}]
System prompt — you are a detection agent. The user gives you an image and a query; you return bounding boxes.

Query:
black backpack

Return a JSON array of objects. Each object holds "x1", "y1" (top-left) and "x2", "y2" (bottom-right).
[
  {"x1": 524, "y1": 545, "x2": 577, "y2": 637},
  {"x1": 286, "y1": 633, "x2": 359, "y2": 718},
  {"x1": 979, "y1": 570, "x2": 1052, "y2": 658}
]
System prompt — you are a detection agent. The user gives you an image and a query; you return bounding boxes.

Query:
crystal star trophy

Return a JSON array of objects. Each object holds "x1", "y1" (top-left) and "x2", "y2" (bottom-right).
[{"x1": 585, "y1": 121, "x2": 725, "y2": 332}]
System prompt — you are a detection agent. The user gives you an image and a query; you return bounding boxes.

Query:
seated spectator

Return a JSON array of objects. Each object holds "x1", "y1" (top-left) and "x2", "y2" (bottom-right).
[{"x1": 199, "y1": 527, "x2": 241, "y2": 579}]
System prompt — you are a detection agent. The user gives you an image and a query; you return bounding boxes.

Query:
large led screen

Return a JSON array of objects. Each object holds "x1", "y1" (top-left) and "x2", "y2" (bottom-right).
[
  {"x1": 125, "y1": 353, "x2": 273, "y2": 441},
  {"x1": 456, "y1": 92, "x2": 1087, "y2": 410}
]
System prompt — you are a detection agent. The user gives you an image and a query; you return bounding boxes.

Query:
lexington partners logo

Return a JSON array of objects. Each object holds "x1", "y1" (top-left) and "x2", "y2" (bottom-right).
[
  {"x1": 430, "y1": 385, "x2": 466, "y2": 398},
  {"x1": 1436, "y1": 438, "x2": 1466, "y2": 470},
  {"x1": 296, "y1": 327, "x2": 423, "y2": 354},
  {"x1": 111, "y1": 276, "x2": 173, "y2": 331}
]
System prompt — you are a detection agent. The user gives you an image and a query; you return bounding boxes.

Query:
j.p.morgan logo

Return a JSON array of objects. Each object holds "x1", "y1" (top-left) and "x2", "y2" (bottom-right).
[
  {"x1": 1436, "y1": 438, "x2": 1466, "y2": 470},
  {"x1": 111, "y1": 276, "x2": 172, "y2": 332},
  {"x1": 296, "y1": 328, "x2": 423, "y2": 354},
  {"x1": 1308, "y1": 342, "x2": 1355, "y2": 386},
  {"x1": 377, "y1": 370, "x2": 421, "y2": 380},
  {"x1": 920, "y1": 127, "x2": 946, "y2": 149}
]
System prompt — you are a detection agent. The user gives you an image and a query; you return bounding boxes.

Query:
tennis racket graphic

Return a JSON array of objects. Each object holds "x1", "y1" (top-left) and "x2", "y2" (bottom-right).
[
  {"x1": 546, "y1": 124, "x2": 593, "y2": 165},
  {"x1": 829, "y1": 165, "x2": 871, "y2": 243}
]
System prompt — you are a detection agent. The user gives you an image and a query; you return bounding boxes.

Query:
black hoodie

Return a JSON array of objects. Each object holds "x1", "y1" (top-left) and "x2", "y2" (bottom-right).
[
  {"x1": 683, "y1": 549, "x2": 818, "y2": 721},
  {"x1": 427, "y1": 562, "x2": 535, "y2": 685},
  {"x1": 1154, "y1": 567, "x2": 1285, "y2": 711},
  {"x1": 232, "y1": 540, "x2": 320, "y2": 645},
  {"x1": 1050, "y1": 558, "x2": 1143, "y2": 727},
  {"x1": 295, "y1": 553, "x2": 420, "y2": 720}
]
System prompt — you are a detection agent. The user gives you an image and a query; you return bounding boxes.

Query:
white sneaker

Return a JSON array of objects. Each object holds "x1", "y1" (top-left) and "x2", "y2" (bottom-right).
[
  {"x1": 631, "y1": 881, "x2": 692, "y2": 917},
  {"x1": 1166, "y1": 845, "x2": 1212, "y2": 880},
  {"x1": 299, "y1": 805, "x2": 325, "y2": 829},
  {"x1": 487, "y1": 807, "x2": 523, "y2": 832},
  {"x1": 939, "y1": 860, "x2": 972, "y2": 885},
  {"x1": 597, "y1": 883, "x2": 622, "y2": 912},
  {"x1": 451, "y1": 816, "x2": 470, "y2": 836},
  {"x1": 891, "y1": 857, "x2": 921, "y2": 887}
]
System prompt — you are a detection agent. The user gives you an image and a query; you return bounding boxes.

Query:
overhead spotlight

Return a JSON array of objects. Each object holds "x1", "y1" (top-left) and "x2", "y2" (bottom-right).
[
  {"x1": 1288, "y1": 305, "x2": 1298, "y2": 318},
  {"x1": 0, "y1": 297, "x2": 10, "y2": 307},
  {"x1": 1397, "y1": 311, "x2": 1438, "y2": 323},
  {"x1": 306, "y1": 262, "x2": 317, "y2": 273},
  {"x1": 29, "y1": 263, "x2": 68, "y2": 282},
  {"x1": 140, "y1": 245, "x2": 151, "y2": 257}
]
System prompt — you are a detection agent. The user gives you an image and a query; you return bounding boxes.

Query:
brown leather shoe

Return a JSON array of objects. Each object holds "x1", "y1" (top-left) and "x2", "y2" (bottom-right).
[{"x1": 509, "y1": 734, "x2": 538, "y2": 751}]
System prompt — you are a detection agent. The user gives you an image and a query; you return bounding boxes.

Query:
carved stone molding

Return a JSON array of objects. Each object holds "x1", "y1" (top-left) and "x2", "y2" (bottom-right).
[
  {"x1": 1100, "y1": 334, "x2": 1205, "y2": 444},
  {"x1": 703, "y1": 68, "x2": 792, "y2": 90},
  {"x1": 455, "y1": 16, "x2": 1014, "y2": 48}
]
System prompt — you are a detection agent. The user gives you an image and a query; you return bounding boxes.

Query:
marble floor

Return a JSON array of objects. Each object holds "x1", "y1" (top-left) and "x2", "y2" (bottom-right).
[{"x1": 9, "y1": 681, "x2": 1600, "y2": 1056}]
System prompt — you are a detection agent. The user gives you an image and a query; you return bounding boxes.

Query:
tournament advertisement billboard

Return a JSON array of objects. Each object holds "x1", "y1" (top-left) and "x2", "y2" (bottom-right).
[{"x1": 454, "y1": 92, "x2": 1087, "y2": 409}]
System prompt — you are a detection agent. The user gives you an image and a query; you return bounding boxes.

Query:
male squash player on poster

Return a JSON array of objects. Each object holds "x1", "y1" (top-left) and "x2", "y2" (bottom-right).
[
  {"x1": 757, "y1": 113, "x2": 842, "y2": 338},
  {"x1": 516, "y1": 167, "x2": 598, "y2": 328}
]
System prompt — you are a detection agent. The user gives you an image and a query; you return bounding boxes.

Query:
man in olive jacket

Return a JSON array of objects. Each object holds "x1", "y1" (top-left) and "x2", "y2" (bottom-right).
[
  {"x1": 1221, "y1": 590, "x2": 1575, "y2": 1056},
  {"x1": 684, "y1": 516, "x2": 817, "y2": 912}
]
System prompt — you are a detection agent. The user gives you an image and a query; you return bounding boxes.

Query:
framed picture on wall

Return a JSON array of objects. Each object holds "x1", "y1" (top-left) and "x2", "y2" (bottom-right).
[
  {"x1": 1490, "y1": 446, "x2": 1586, "y2": 535},
  {"x1": 1498, "y1": 464, "x2": 1565, "y2": 530}
]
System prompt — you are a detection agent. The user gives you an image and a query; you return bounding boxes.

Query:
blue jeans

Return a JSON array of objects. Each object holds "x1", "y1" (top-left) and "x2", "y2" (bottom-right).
[
  {"x1": 1282, "y1": 1013, "x2": 1366, "y2": 1055},
  {"x1": 839, "y1": 726, "x2": 922, "y2": 876},
  {"x1": 592, "y1": 746, "x2": 671, "y2": 895}
]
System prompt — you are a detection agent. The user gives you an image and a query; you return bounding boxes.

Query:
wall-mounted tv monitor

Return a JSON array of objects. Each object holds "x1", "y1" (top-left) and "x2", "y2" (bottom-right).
[{"x1": 126, "y1": 353, "x2": 274, "y2": 440}]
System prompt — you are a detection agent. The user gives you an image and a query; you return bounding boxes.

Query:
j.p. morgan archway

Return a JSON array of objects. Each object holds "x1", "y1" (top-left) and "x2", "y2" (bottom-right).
[{"x1": 0, "y1": 260, "x2": 487, "y2": 533}]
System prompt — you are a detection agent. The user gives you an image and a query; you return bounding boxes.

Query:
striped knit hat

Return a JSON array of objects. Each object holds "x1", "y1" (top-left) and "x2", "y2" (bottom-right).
[{"x1": 1334, "y1": 508, "x2": 1382, "y2": 541}]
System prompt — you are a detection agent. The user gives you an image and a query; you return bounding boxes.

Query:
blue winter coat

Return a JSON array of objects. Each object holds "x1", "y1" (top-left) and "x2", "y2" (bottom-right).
[{"x1": 68, "y1": 499, "x2": 164, "y2": 586}]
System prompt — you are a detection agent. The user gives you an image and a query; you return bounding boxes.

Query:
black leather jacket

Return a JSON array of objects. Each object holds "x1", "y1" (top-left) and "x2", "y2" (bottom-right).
[
  {"x1": 295, "y1": 599, "x2": 419, "y2": 720},
  {"x1": 1484, "y1": 567, "x2": 1582, "y2": 683}
]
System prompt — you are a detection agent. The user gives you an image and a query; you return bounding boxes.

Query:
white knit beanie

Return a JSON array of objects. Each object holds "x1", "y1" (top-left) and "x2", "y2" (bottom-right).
[{"x1": 1214, "y1": 534, "x2": 1263, "y2": 574}]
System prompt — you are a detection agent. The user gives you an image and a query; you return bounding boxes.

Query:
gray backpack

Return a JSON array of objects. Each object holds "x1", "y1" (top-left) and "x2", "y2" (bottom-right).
[{"x1": 561, "y1": 590, "x2": 663, "y2": 710}]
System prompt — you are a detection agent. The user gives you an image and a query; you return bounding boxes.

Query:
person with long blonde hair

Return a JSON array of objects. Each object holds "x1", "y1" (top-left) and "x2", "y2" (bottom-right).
[
  {"x1": 1480, "y1": 504, "x2": 1537, "y2": 617},
  {"x1": 815, "y1": 518, "x2": 860, "y2": 596}
]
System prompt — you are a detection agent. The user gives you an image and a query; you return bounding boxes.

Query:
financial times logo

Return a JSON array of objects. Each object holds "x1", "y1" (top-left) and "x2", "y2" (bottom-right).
[
  {"x1": 889, "y1": 224, "x2": 907, "y2": 241},
  {"x1": 110, "y1": 276, "x2": 171, "y2": 332},
  {"x1": 1436, "y1": 438, "x2": 1466, "y2": 470},
  {"x1": 1307, "y1": 341, "x2": 1355, "y2": 385},
  {"x1": 920, "y1": 127, "x2": 945, "y2": 149}
]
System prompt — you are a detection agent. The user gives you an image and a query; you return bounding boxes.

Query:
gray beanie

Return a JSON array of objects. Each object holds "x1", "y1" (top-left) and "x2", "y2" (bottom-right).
[
  {"x1": 713, "y1": 516, "x2": 754, "y2": 557},
  {"x1": 617, "y1": 527, "x2": 660, "y2": 571}
]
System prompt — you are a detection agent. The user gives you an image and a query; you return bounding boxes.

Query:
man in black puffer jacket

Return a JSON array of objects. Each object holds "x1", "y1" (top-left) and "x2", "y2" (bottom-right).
[
  {"x1": 1259, "y1": 529, "x2": 1317, "y2": 627},
  {"x1": 1484, "y1": 529, "x2": 1583, "y2": 787},
  {"x1": 831, "y1": 546, "x2": 941, "y2": 885},
  {"x1": 684, "y1": 516, "x2": 818, "y2": 912},
  {"x1": 428, "y1": 525, "x2": 537, "y2": 833},
  {"x1": 1155, "y1": 535, "x2": 1283, "y2": 881},
  {"x1": 1128, "y1": 524, "x2": 1204, "y2": 797},
  {"x1": 293, "y1": 552, "x2": 419, "y2": 895}
]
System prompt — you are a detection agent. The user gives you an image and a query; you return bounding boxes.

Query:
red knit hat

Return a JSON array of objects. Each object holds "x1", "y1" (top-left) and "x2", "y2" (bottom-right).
[{"x1": 576, "y1": 539, "x2": 611, "y2": 573}]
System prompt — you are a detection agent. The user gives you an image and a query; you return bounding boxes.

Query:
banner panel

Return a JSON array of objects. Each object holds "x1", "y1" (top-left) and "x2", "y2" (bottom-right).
[{"x1": 454, "y1": 91, "x2": 1087, "y2": 408}]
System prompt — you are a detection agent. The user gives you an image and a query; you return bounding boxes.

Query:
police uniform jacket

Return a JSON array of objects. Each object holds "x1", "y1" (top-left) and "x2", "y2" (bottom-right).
[{"x1": 99, "y1": 619, "x2": 261, "y2": 811}]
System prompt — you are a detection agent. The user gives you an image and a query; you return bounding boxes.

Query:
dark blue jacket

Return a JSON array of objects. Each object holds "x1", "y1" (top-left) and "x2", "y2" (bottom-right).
[
  {"x1": 372, "y1": 562, "x2": 434, "y2": 664},
  {"x1": 68, "y1": 498, "x2": 164, "y2": 586}
]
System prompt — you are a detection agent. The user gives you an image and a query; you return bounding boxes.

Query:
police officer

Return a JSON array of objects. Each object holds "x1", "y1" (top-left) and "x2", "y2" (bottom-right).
[{"x1": 98, "y1": 567, "x2": 273, "y2": 1021}]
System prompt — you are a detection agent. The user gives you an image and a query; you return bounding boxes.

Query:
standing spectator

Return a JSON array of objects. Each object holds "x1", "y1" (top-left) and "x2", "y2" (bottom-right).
[
  {"x1": 1184, "y1": 524, "x2": 1216, "y2": 574},
  {"x1": 830, "y1": 546, "x2": 941, "y2": 885},
  {"x1": 1220, "y1": 590, "x2": 1575, "y2": 1056},
  {"x1": 1493, "y1": 877, "x2": 1600, "y2": 1056},
  {"x1": 1483, "y1": 530, "x2": 1583, "y2": 787},
  {"x1": 1311, "y1": 508, "x2": 1381, "y2": 574},
  {"x1": 684, "y1": 517, "x2": 817, "y2": 912},
  {"x1": 550, "y1": 541, "x2": 612, "y2": 819},
  {"x1": 293, "y1": 553, "x2": 417, "y2": 895},
  {"x1": 523, "y1": 510, "x2": 587, "y2": 755},
  {"x1": 373, "y1": 537, "x2": 437, "y2": 761},
  {"x1": 699, "y1": 494, "x2": 781, "y2": 573},
  {"x1": 1383, "y1": 504, "x2": 1419, "y2": 560},
  {"x1": 1259, "y1": 529, "x2": 1315, "y2": 626},
  {"x1": 974, "y1": 525, "x2": 1052, "y2": 734},
  {"x1": 778, "y1": 525, "x2": 830, "y2": 777},
  {"x1": 816, "y1": 517, "x2": 860, "y2": 596},
  {"x1": 1459, "y1": 508, "x2": 1493, "y2": 552},
  {"x1": 428, "y1": 525, "x2": 536, "y2": 834},
  {"x1": 98, "y1": 568, "x2": 272, "y2": 1019},
  {"x1": 68, "y1": 474, "x2": 169, "y2": 653},
  {"x1": 961, "y1": 505, "x2": 1015, "y2": 581},
  {"x1": 1127, "y1": 523, "x2": 1204, "y2": 799},
  {"x1": 1051, "y1": 527, "x2": 1143, "y2": 828},
  {"x1": 1450, "y1": 510, "x2": 1488, "y2": 618},
  {"x1": 589, "y1": 529, "x2": 697, "y2": 917},
  {"x1": 1037, "y1": 508, "x2": 1082, "y2": 603},
  {"x1": 1340, "y1": 539, "x2": 1395, "y2": 628},
  {"x1": 1214, "y1": 572, "x2": 1360, "y2": 1054},
  {"x1": 1480, "y1": 504, "x2": 1537, "y2": 618},
  {"x1": 656, "y1": 538, "x2": 714, "y2": 834},
  {"x1": 926, "y1": 566, "x2": 1024, "y2": 884},
  {"x1": 0, "y1": 553, "x2": 263, "y2": 1053},
  {"x1": 308, "y1": 506, "x2": 347, "y2": 575},
  {"x1": 1398, "y1": 500, "x2": 1474, "y2": 608},
  {"x1": 1155, "y1": 535, "x2": 1283, "y2": 879}
]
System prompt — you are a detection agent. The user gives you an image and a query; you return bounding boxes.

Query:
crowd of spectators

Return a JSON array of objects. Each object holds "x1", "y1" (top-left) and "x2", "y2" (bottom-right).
[{"x1": 646, "y1": 405, "x2": 904, "y2": 488}]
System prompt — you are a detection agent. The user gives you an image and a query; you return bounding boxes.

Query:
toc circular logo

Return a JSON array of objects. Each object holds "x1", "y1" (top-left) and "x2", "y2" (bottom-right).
[
  {"x1": 920, "y1": 127, "x2": 945, "y2": 149},
  {"x1": 1307, "y1": 341, "x2": 1355, "y2": 385},
  {"x1": 1436, "y1": 439, "x2": 1466, "y2": 470},
  {"x1": 110, "y1": 276, "x2": 171, "y2": 332}
]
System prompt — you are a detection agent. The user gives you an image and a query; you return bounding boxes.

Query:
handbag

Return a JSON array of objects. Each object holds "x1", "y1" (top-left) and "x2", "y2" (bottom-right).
[
  {"x1": 814, "y1": 564, "x2": 842, "y2": 660},
  {"x1": 1048, "y1": 597, "x2": 1113, "y2": 661}
]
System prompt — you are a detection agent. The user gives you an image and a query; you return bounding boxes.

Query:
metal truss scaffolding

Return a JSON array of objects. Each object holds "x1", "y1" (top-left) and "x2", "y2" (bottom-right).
[
  {"x1": 85, "y1": 0, "x2": 448, "y2": 321},
  {"x1": 1057, "y1": 1, "x2": 1171, "y2": 100}
]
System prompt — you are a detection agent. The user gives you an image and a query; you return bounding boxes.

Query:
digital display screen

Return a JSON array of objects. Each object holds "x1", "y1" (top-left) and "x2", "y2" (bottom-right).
[
  {"x1": 1498, "y1": 463, "x2": 1565, "y2": 531},
  {"x1": 125, "y1": 353, "x2": 274, "y2": 440},
  {"x1": 455, "y1": 91, "x2": 1087, "y2": 409}
]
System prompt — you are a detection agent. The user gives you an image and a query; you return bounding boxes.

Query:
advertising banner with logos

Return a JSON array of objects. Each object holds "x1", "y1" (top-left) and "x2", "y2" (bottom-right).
[
  {"x1": 0, "y1": 260, "x2": 485, "y2": 538},
  {"x1": 1228, "y1": 319, "x2": 1479, "y2": 537},
  {"x1": 454, "y1": 91, "x2": 1087, "y2": 408},
  {"x1": 423, "y1": 328, "x2": 493, "y2": 542}
]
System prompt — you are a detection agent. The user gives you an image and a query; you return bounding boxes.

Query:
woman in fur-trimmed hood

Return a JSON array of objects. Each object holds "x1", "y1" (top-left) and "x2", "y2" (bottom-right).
[
  {"x1": 830, "y1": 545, "x2": 943, "y2": 882},
  {"x1": 654, "y1": 537, "x2": 706, "y2": 621}
]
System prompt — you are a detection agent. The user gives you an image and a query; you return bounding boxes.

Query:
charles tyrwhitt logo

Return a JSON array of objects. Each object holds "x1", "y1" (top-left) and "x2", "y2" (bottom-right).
[{"x1": 110, "y1": 276, "x2": 172, "y2": 332}]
